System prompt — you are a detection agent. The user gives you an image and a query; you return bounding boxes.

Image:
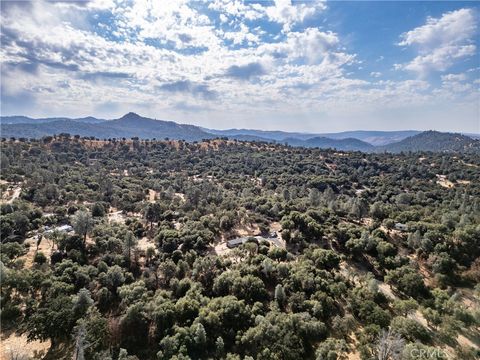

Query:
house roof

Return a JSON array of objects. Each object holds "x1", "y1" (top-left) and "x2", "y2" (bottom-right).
[{"x1": 227, "y1": 237, "x2": 248, "y2": 245}]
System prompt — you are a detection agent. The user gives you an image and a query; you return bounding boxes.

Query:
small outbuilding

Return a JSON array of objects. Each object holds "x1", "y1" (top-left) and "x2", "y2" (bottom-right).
[
  {"x1": 226, "y1": 237, "x2": 248, "y2": 248},
  {"x1": 394, "y1": 223, "x2": 408, "y2": 231}
]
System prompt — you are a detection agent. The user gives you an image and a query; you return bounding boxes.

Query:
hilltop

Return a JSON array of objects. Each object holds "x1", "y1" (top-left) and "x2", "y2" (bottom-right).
[{"x1": 376, "y1": 131, "x2": 480, "y2": 153}]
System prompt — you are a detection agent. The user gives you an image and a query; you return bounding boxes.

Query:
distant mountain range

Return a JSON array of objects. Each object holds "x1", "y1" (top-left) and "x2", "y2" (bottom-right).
[
  {"x1": 0, "y1": 115, "x2": 106, "y2": 125},
  {"x1": 206, "y1": 128, "x2": 422, "y2": 146},
  {"x1": 1, "y1": 113, "x2": 479, "y2": 153},
  {"x1": 282, "y1": 136, "x2": 375, "y2": 152},
  {"x1": 1, "y1": 113, "x2": 211, "y2": 141}
]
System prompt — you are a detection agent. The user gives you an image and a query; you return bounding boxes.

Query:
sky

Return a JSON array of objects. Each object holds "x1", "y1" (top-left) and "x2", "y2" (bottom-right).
[{"x1": 1, "y1": 0, "x2": 479, "y2": 133}]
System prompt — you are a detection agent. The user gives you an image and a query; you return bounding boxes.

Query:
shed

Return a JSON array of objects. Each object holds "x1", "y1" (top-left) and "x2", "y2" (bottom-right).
[{"x1": 226, "y1": 237, "x2": 248, "y2": 249}]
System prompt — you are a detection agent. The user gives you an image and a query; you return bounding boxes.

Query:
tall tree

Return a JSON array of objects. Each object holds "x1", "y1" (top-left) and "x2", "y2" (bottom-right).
[
  {"x1": 123, "y1": 231, "x2": 138, "y2": 263},
  {"x1": 274, "y1": 284, "x2": 286, "y2": 309},
  {"x1": 72, "y1": 210, "x2": 94, "y2": 245},
  {"x1": 144, "y1": 202, "x2": 161, "y2": 231}
]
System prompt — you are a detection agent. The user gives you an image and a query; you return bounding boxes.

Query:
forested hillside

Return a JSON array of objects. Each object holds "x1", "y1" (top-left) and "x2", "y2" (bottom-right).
[
  {"x1": 2, "y1": 114, "x2": 478, "y2": 153},
  {"x1": 1, "y1": 137, "x2": 479, "y2": 360},
  {"x1": 0, "y1": 113, "x2": 214, "y2": 142},
  {"x1": 284, "y1": 136, "x2": 375, "y2": 152},
  {"x1": 376, "y1": 131, "x2": 479, "y2": 153}
]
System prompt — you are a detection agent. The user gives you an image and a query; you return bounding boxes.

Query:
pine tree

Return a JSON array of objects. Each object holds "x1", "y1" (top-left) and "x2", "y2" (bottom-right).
[
  {"x1": 72, "y1": 210, "x2": 93, "y2": 245},
  {"x1": 194, "y1": 323, "x2": 206, "y2": 344},
  {"x1": 275, "y1": 284, "x2": 286, "y2": 309},
  {"x1": 123, "y1": 231, "x2": 137, "y2": 260},
  {"x1": 215, "y1": 336, "x2": 224, "y2": 358},
  {"x1": 73, "y1": 288, "x2": 93, "y2": 318}
]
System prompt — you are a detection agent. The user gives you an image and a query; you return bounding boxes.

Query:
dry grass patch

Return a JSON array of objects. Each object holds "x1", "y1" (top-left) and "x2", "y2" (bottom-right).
[
  {"x1": 436, "y1": 174, "x2": 454, "y2": 188},
  {"x1": 0, "y1": 331, "x2": 50, "y2": 360}
]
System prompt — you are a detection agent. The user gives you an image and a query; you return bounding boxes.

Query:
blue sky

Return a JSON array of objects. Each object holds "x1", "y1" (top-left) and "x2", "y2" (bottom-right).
[{"x1": 1, "y1": 0, "x2": 479, "y2": 132}]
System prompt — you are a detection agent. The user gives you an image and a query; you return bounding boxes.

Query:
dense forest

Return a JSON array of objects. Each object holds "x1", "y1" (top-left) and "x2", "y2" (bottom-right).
[{"x1": 1, "y1": 136, "x2": 479, "y2": 360}]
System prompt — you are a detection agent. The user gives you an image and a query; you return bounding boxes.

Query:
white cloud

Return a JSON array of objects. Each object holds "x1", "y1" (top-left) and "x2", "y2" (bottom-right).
[
  {"x1": 397, "y1": 8, "x2": 477, "y2": 76},
  {"x1": 265, "y1": 0, "x2": 326, "y2": 32},
  {"x1": 441, "y1": 73, "x2": 467, "y2": 82},
  {"x1": 103, "y1": 0, "x2": 222, "y2": 51},
  {"x1": 437, "y1": 72, "x2": 473, "y2": 94},
  {"x1": 399, "y1": 8, "x2": 476, "y2": 47},
  {"x1": 222, "y1": 23, "x2": 260, "y2": 46},
  {"x1": 258, "y1": 28, "x2": 346, "y2": 65},
  {"x1": 0, "y1": 0, "x2": 478, "y2": 132},
  {"x1": 401, "y1": 44, "x2": 476, "y2": 74},
  {"x1": 209, "y1": 0, "x2": 325, "y2": 32},
  {"x1": 0, "y1": 0, "x2": 342, "y2": 118},
  {"x1": 219, "y1": 13, "x2": 228, "y2": 24},
  {"x1": 208, "y1": 0, "x2": 265, "y2": 22}
]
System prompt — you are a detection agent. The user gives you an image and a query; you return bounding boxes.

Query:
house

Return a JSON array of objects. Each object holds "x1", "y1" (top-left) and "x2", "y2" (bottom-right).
[
  {"x1": 394, "y1": 223, "x2": 408, "y2": 231},
  {"x1": 57, "y1": 225, "x2": 74, "y2": 233},
  {"x1": 226, "y1": 237, "x2": 248, "y2": 248},
  {"x1": 45, "y1": 224, "x2": 74, "y2": 234},
  {"x1": 226, "y1": 235, "x2": 274, "y2": 249}
]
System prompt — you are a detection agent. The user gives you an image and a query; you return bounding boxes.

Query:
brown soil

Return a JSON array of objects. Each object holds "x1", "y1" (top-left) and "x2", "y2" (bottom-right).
[
  {"x1": 108, "y1": 208, "x2": 126, "y2": 224},
  {"x1": 137, "y1": 237, "x2": 155, "y2": 252},
  {"x1": 147, "y1": 189, "x2": 157, "y2": 202},
  {"x1": 174, "y1": 193, "x2": 185, "y2": 202},
  {"x1": 346, "y1": 332, "x2": 362, "y2": 360},
  {"x1": 436, "y1": 174, "x2": 454, "y2": 188},
  {"x1": 21, "y1": 235, "x2": 54, "y2": 268},
  {"x1": 1, "y1": 186, "x2": 21, "y2": 204}
]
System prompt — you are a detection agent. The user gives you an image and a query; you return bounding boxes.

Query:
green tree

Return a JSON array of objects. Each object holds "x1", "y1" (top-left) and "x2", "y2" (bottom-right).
[
  {"x1": 123, "y1": 231, "x2": 138, "y2": 261},
  {"x1": 34, "y1": 251, "x2": 47, "y2": 265},
  {"x1": 194, "y1": 323, "x2": 207, "y2": 345},
  {"x1": 72, "y1": 210, "x2": 94, "y2": 245},
  {"x1": 76, "y1": 307, "x2": 109, "y2": 358},
  {"x1": 316, "y1": 338, "x2": 349, "y2": 360},
  {"x1": 73, "y1": 288, "x2": 93, "y2": 318},
  {"x1": 144, "y1": 202, "x2": 161, "y2": 231},
  {"x1": 385, "y1": 266, "x2": 428, "y2": 298},
  {"x1": 12, "y1": 212, "x2": 30, "y2": 238},
  {"x1": 26, "y1": 295, "x2": 75, "y2": 347},
  {"x1": 215, "y1": 336, "x2": 225, "y2": 358},
  {"x1": 106, "y1": 265, "x2": 126, "y2": 294},
  {"x1": 92, "y1": 203, "x2": 106, "y2": 217},
  {"x1": 390, "y1": 316, "x2": 430, "y2": 342},
  {"x1": 370, "y1": 202, "x2": 386, "y2": 220},
  {"x1": 393, "y1": 299, "x2": 418, "y2": 317}
]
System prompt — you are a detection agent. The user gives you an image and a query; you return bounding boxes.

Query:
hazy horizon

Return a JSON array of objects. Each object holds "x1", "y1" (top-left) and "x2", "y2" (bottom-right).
[
  {"x1": 1, "y1": 1, "x2": 479, "y2": 133},
  {"x1": 3, "y1": 112, "x2": 479, "y2": 135}
]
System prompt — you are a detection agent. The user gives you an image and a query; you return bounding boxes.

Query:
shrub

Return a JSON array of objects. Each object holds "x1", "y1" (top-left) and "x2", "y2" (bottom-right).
[{"x1": 34, "y1": 251, "x2": 47, "y2": 265}]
